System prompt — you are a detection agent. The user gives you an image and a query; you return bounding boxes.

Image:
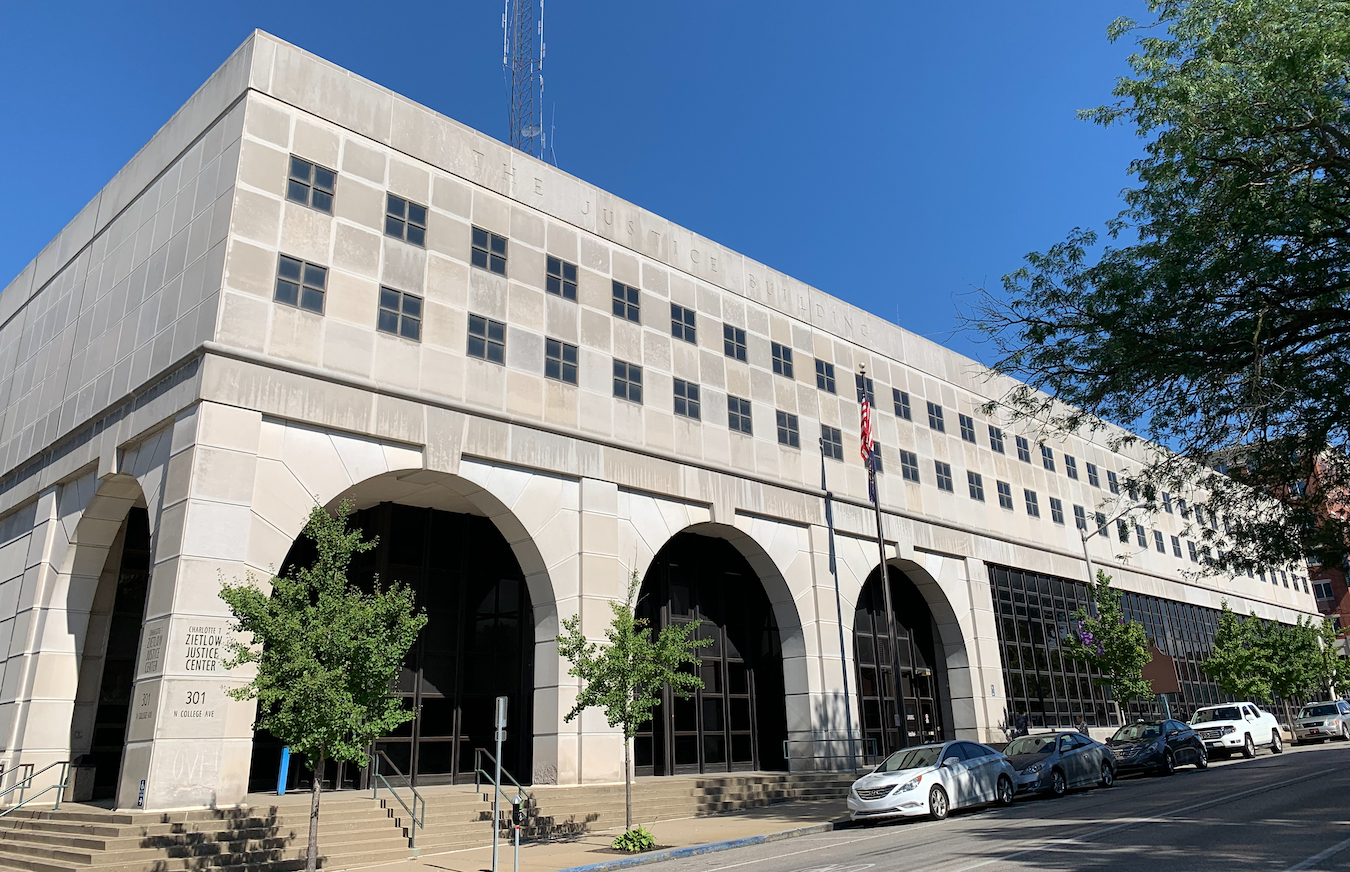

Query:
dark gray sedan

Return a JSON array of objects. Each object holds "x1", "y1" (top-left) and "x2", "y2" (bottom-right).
[{"x1": 1005, "y1": 731, "x2": 1116, "y2": 796}]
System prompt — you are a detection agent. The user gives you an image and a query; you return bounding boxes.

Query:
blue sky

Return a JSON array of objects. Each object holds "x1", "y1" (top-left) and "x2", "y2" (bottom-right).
[{"x1": 0, "y1": 1, "x2": 1143, "y2": 364}]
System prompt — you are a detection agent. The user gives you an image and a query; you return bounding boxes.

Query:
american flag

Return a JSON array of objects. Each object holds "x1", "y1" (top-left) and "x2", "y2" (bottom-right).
[{"x1": 860, "y1": 393, "x2": 874, "y2": 463}]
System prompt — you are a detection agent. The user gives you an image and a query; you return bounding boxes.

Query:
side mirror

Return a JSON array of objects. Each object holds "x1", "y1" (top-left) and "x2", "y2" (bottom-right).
[
  {"x1": 942, "y1": 756, "x2": 959, "y2": 768},
  {"x1": 1166, "y1": 729, "x2": 1179, "y2": 737}
]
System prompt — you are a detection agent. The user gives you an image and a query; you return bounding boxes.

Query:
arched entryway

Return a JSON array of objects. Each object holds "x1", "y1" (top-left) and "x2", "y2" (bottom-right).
[
  {"x1": 853, "y1": 566, "x2": 949, "y2": 758},
  {"x1": 634, "y1": 531, "x2": 787, "y2": 775}
]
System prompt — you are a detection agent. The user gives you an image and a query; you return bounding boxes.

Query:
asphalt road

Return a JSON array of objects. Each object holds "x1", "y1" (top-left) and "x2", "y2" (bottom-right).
[{"x1": 654, "y1": 742, "x2": 1350, "y2": 872}]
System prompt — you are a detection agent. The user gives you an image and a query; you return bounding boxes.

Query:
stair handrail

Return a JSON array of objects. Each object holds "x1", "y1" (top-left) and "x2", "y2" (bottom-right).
[
  {"x1": 0, "y1": 761, "x2": 69, "y2": 818},
  {"x1": 473, "y1": 747, "x2": 531, "y2": 811},
  {"x1": 371, "y1": 751, "x2": 424, "y2": 852}
]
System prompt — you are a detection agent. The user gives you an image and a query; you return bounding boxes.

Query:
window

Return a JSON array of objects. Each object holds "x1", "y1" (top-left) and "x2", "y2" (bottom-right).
[
  {"x1": 1095, "y1": 512, "x2": 1108, "y2": 537},
  {"x1": 545, "y1": 338, "x2": 578, "y2": 384},
  {"x1": 724, "y1": 325, "x2": 747, "y2": 361},
  {"x1": 1153, "y1": 530, "x2": 1165, "y2": 553},
  {"x1": 822, "y1": 426, "x2": 843, "y2": 460},
  {"x1": 968, "y1": 471, "x2": 985, "y2": 501},
  {"x1": 274, "y1": 255, "x2": 327, "y2": 313},
  {"x1": 1064, "y1": 455, "x2": 1078, "y2": 480},
  {"x1": 286, "y1": 156, "x2": 335, "y2": 212},
  {"x1": 869, "y1": 443, "x2": 884, "y2": 473},
  {"x1": 1187, "y1": 541, "x2": 1198, "y2": 563},
  {"x1": 935, "y1": 461, "x2": 953, "y2": 492},
  {"x1": 1086, "y1": 462, "x2": 1100, "y2": 487},
  {"x1": 613, "y1": 360, "x2": 642, "y2": 403},
  {"x1": 1259, "y1": 570, "x2": 1267, "y2": 583},
  {"x1": 727, "y1": 395, "x2": 752, "y2": 433},
  {"x1": 546, "y1": 256, "x2": 578, "y2": 301},
  {"x1": 776, "y1": 411, "x2": 799, "y2": 447},
  {"x1": 959, "y1": 414, "x2": 976, "y2": 443},
  {"x1": 900, "y1": 450, "x2": 920, "y2": 482},
  {"x1": 467, "y1": 314, "x2": 506, "y2": 363},
  {"x1": 1040, "y1": 445, "x2": 1055, "y2": 472},
  {"x1": 997, "y1": 481, "x2": 1014, "y2": 509},
  {"x1": 385, "y1": 194, "x2": 426, "y2": 246},
  {"x1": 1049, "y1": 497, "x2": 1064, "y2": 524},
  {"x1": 471, "y1": 226, "x2": 508, "y2": 275},
  {"x1": 1314, "y1": 581, "x2": 1334, "y2": 600},
  {"x1": 1074, "y1": 505, "x2": 1086, "y2": 530},
  {"x1": 671, "y1": 303, "x2": 696, "y2": 343},
  {"x1": 1162, "y1": 492, "x2": 1173, "y2": 513},
  {"x1": 816, "y1": 360, "x2": 836, "y2": 393},
  {"x1": 856, "y1": 374, "x2": 876, "y2": 405},
  {"x1": 771, "y1": 342, "x2": 794, "y2": 377},
  {"x1": 1178, "y1": 499, "x2": 1190, "y2": 519},
  {"x1": 1025, "y1": 490, "x2": 1040, "y2": 517},
  {"x1": 1107, "y1": 470, "x2": 1120, "y2": 495},
  {"x1": 989, "y1": 426, "x2": 1005, "y2": 454},
  {"x1": 1223, "y1": 517, "x2": 1231, "y2": 535},
  {"x1": 927, "y1": 402, "x2": 946, "y2": 432},
  {"x1": 674, "y1": 380, "x2": 701, "y2": 420},
  {"x1": 1015, "y1": 436, "x2": 1031, "y2": 463},
  {"x1": 1280, "y1": 570, "x2": 1289, "y2": 588},
  {"x1": 894, "y1": 389, "x2": 911, "y2": 420},
  {"x1": 1135, "y1": 525, "x2": 1147, "y2": 547},
  {"x1": 1172, "y1": 535, "x2": 1182, "y2": 557},
  {"x1": 377, "y1": 286, "x2": 422, "y2": 340},
  {"x1": 612, "y1": 281, "x2": 640, "y2": 322}
]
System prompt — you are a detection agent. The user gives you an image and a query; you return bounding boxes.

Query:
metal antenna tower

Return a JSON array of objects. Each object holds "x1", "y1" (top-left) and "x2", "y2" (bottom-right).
[{"x1": 503, "y1": 0, "x2": 545, "y2": 159}]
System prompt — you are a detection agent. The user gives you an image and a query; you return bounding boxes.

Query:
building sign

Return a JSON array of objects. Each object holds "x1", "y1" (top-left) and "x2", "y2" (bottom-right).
[{"x1": 183, "y1": 625, "x2": 223, "y2": 672}]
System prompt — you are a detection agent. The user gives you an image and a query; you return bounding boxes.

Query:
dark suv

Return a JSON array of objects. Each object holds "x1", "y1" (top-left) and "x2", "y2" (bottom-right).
[{"x1": 1108, "y1": 719, "x2": 1207, "y2": 775}]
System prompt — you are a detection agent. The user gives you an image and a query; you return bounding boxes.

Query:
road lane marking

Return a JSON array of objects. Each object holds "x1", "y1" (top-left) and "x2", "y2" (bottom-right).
[
  {"x1": 1283, "y1": 834, "x2": 1350, "y2": 872},
  {"x1": 698, "y1": 828, "x2": 916, "y2": 872}
]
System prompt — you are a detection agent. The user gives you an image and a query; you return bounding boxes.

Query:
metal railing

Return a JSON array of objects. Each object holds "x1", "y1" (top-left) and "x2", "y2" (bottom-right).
[
  {"x1": 371, "y1": 751, "x2": 425, "y2": 852},
  {"x1": 473, "y1": 748, "x2": 530, "y2": 817},
  {"x1": 0, "y1": 761, "x2": 69, "y2": 818},
  {"x1": 782, "y1": 735, "x2": 880, "y2": 760}
]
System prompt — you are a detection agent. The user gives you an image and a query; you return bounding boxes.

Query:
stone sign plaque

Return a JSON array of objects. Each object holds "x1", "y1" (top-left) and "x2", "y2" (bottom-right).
[{"x1": 158, "y1": 679, "x2": 228, "y2": 739}]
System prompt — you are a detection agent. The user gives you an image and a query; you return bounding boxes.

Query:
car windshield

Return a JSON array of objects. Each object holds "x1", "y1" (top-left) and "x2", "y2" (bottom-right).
[
  {"x1": 1004, "y1": 735, "x2": 1057, "y2": 756},
  {"x1": 877, "y1": 745, "x2": 944, "y2": 772},
  {"x1": 1299, "y1": 704, "x2": 1340, "y2": 718},
  {"x1": 1192, "y1": 707, "x2": 1241, "y2": 723},
  {"x1": 1110, "y1": 723, "x2": 1162, "y2": 742}
]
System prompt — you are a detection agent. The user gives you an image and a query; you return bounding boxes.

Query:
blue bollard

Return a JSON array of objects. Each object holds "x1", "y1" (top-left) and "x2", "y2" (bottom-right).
[{"x1": 278, "y1": 747, "x2": 291, "y2": 795}]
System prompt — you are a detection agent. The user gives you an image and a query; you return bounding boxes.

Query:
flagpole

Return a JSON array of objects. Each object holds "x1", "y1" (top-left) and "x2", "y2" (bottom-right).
[{"x1": 820, "y1": 438, "x2": 859, "y2": 773}]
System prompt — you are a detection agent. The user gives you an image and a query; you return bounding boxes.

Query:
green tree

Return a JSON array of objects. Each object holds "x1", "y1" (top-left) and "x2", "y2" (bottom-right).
[
  {"x1": 556, "y1": 570, "x2": 709, "y2": 839},
  {"x1": 221, "y1": 503, "x2": 427, "y2": 872},
  {"x1": 1311, "y1": 618, "x2": 1346, "y2": 699},
  {"x1": 1063, "y1": 571, "x2": 1152, "y2": 719},
  {"x1": 972, "y1": 0, "x2": 1350, "y2": 571},
  {"x1": 1262, "y1": 618, "x2": 1320, "y2": 724},
  {"x1": 1203, "y1": 603, "x2": 1272, "y2": 701}
]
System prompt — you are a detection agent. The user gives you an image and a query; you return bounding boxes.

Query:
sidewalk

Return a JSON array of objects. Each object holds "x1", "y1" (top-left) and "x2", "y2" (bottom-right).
[{"x1": 357, "y1": 799, "x2": 849, "y2": 872}]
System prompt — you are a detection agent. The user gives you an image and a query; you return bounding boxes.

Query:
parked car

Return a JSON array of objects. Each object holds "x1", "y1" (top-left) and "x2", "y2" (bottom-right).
[
  {"x1": 1108, "y1": 719, "x2": 1207, "y2": 775},
  {"x1": 1292, "y1": 700, "x2": 1350, "y2": 744},
  {"x1": 848, "y1": 740, "x2": 1016, "y2": 822},
  {"x1": 1191, "y1": 703, "x2": 1283, "y2": 758},
  {"x1": 1004, "y1": 731, "x2": 1116, "y2": 796}
]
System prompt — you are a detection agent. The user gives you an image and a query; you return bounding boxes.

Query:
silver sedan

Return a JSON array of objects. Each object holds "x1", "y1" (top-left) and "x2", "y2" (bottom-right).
[
  {"x1": 1293, "y1": 700, "x2": 1350, "y2": 744},
  {"x1": 848, "y1": 740, "x2": 1016, "y2": 822},
  {"x1": 1005, "y1": 731, "x2": 1116, "y2": 796}
]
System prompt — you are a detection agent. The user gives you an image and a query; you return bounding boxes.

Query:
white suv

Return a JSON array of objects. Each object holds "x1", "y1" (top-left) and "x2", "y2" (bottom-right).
[{"x1": 1190, "y1": 703, "x2": 1283, "y2": 758}]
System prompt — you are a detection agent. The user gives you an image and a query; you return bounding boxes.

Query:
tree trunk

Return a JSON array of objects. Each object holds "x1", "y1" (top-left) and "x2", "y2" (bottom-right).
[
  {"x1": 624, "y1": 735, "x2": 632, "y2": 833},
  {"x1": 306, "y1": 753, "x2": 324, "y2": 872}
]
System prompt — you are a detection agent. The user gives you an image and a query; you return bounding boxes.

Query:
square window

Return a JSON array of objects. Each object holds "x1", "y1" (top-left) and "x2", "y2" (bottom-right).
[
  {"x1": 1172, "y1": 535, "x2": 1183, "y2": 557},
  {"x1": 996, "y1": 481, "x2": 1013, "y2": 509},
  {"x1": 1024, "y1": 489, "x2": 1040, "y2": 517},
  {"x1": 545, "y1": 338, "x2": 579, "y2": 384},
  {"x1": 674, "y1": 379, "x2": 701, "y2": 420},
  {"x1": 989, "y1": 426, "x2": 1005, "y2": 453},
  {"x1": 1135, "y1": 524, "x2": 1147, "y2": 547},
  {"x1": 1153, "y1": 530, "x2": 1165, "y2": 553},
  {"x1": 935, "y1": 461, "x2": 953, "y2": 492},
  {"x1": 1064, "y1": 455, "x2": 1078, "y2": 479},
  {"x1": 546, "y1": 256, "x2": 578, "y2": 301},
  {"x1": 471, "y1": 226, "x2": 508, "y2": 275},
  {"x1": 926, "y1": 402, "x2": 945, "y2": 432},
  {"x1": 377, "y1": 286, "x2": 422, "y2": 341},
  {"x1": 671, "y1": 303, "x2": 697, "y2": 343},
  {"x1": 1107, "y1": 470, "x2": 1120, "y2": 494},
  {"x1": 816, "y1": 360, "x2": 836, "y2": 393},
  {"x1": 959, "y1": 414, "x2": 976, "y2": 443},
  {"x1": 727, "y1": 395, "x2": 752, "y2": 433},
  {"x1": 274, "y1": 255, "x2": 327, "y2": 313},
  {"x1": 771, "y1": 342, "x2": 794, "y2": 378},
  {"x1": 1074, "y1": 504, "x2": 1087, "y2": 530},
  {"x1": 1040, "y1": 445, "x2": 1055, "y2": 472},
  {"x1": 287, "y1": 156, "x2": 336, "y2": 213},
  {"x1": 1096, "y1": 512, "x2": 1108, "y2": 537},
  {"x1": 900, "y1": 450, "x2": 920, "y2": 482},
  {"x1": 968, "y1": 471, "x2": 985, "y2": 501},
  {"x1": 467, "y1": 314, "x2": 506, "y2": 364},
  {"x1": 776, "y1": 411, "x2": 799, "y2": 448},
  {"x1": 856, "y1": 374, "x2": 876, "y2": 405},
  {"x1": 1050, "y1": 497, "x2": 1065, "y2": 524},
  {"x1": 1315, "y1": 581, "x2": 1334, "y2": 600},
  {"x1": 1187, "y1": 540, "x2": 1198, "y2": 562},
  {"x1": 893, "y1": 389, "x2": 911, "y2": 420},
  {"x1": 1086, "y1": 462, "x2": 1100, "y2": 487},
  {"x1": 821, "y1": 425, "x2": 843, "y2": 460},
  {"x1": 1162, "y1": 492, "x2": 1173, "y2": 513},
  {"x1": 385, "y1": 193, "x2": 427, "y2": 246},
  {"x1": 613, "y1": 360, "x2": 643, "y2": 403},
  {"x1": 724, "y1": 325, "x2": 747, "y2": 361},
  {"x1": 1015, "y1": 435, "x2": 1031, "y2": 463},
  {"x1": 612, "y1": 281, "x2": 640, "y2": 322}
]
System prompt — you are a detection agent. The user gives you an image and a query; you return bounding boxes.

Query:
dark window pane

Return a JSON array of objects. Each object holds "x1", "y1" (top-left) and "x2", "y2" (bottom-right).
[
  {"x1": 286, "y1": 179, "x2": 308, "y2": 203},
  {"x1": 274, "y1": 279, "x2": 298, "y2": 306},
  {"x1": 278, "y1": 256, "x2": 302, "y2": 280},
  {"x1": 289, "y1": 157, "x2": 311, "y2": 180},
  {"x1": 378, "y1": 310, "x2": 399, "y2": 333},
  {"x1": 380, "y1": 287, "x2": 401, "y2": 310},
  {"x1": 400, "y1": 319, "x2": 421, "y2": 341},
  {"x1": 472, "y1": 227, "x2": 488, "y2": 248},
  {"x1": 300, "y1": 288, "x2": 324, "y2": 313},
  {"x1": 471, "y1": 249, "x2": 488, "y2": 269},
  {"x1": 402, "y1": 295, "x2": 422, "y2": 318},
  {"x1": 408, "y1": 203, "x2": 426, "y2": 225},
  {"x1": 312, "y1": 167, "x2": 335, "y2": 191},
  {"x1": 386, "y1": 216, "x2": 404, "y2": 237},
  {"x1": 387, "y1": 195, "x2": 406, "y2": 217},
  {"x1": 406, "y1": 225, "x2": 424, "y2": 246},
  {"x1": 311, "y1": 190, "x2": 333, "y2": 212}
]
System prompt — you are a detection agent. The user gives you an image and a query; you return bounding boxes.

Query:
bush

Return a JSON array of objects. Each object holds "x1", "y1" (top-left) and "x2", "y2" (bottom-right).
[{"x1": 612, "y1": 827, "x2": 655, "y2": 853}]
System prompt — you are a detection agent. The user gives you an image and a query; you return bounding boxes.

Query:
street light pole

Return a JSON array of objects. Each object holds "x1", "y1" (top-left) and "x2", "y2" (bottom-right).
[{"x1": 820, "y1": 437, "x2": 859, "y2": 773}]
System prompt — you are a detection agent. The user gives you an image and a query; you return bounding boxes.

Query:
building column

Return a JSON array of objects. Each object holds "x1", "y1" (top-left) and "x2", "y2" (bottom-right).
[{"x1": 962, "y1": 557, "x2": 1005, "y2": 744}]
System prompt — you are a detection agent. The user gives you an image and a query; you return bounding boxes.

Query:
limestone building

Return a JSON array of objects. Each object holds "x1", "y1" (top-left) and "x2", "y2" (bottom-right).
[{"x1": 0, "y1": 32, "x2": 1318, "y2": 811}]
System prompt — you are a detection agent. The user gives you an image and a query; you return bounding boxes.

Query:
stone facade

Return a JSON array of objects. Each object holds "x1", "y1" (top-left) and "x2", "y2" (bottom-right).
[{"x1": 0, "y1": 31, "x2": 1320, "y2": 810}]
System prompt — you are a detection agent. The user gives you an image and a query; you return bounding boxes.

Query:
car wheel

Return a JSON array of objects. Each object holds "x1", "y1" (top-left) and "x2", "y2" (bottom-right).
[
  {"x1": 996, "y1": 775, "x2": 1014, "y2": 807},
  {"x1": 928, "y1": 784, "x2": 949, "y2": 821},
  {"x1": 1271, "y1": 730, "x2": 1283, "y2": 754},
  {"x1": 1195, "y1": 746, "x2": 1208, "y2": 770},
  {"x1": 1099, "y1": 761, "x2": 1114, "y2": 788},
  {"x1": 1242, "y1": 734, "x2": 1256, "y2": 758},
  {"x1": 1162, "y1": 750, "x2": 1175, "y2": 776},
  {"x1": 1341, "y1": 724, "x2": 1350, "y2": 742},
  {"x1": 1050, "y1": 768, "x2": 1067, "y2": 796}
]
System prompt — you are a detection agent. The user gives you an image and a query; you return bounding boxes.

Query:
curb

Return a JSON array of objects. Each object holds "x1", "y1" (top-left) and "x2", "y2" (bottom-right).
[{"x1": 552, "y1": 821, "x2": 846, "y2": 872}]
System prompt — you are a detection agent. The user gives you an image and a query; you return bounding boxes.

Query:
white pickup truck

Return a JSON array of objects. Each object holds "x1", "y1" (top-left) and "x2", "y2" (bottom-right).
[{"x1": 1190, "y1": 703, "x2": 1283, "y2": 758}]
